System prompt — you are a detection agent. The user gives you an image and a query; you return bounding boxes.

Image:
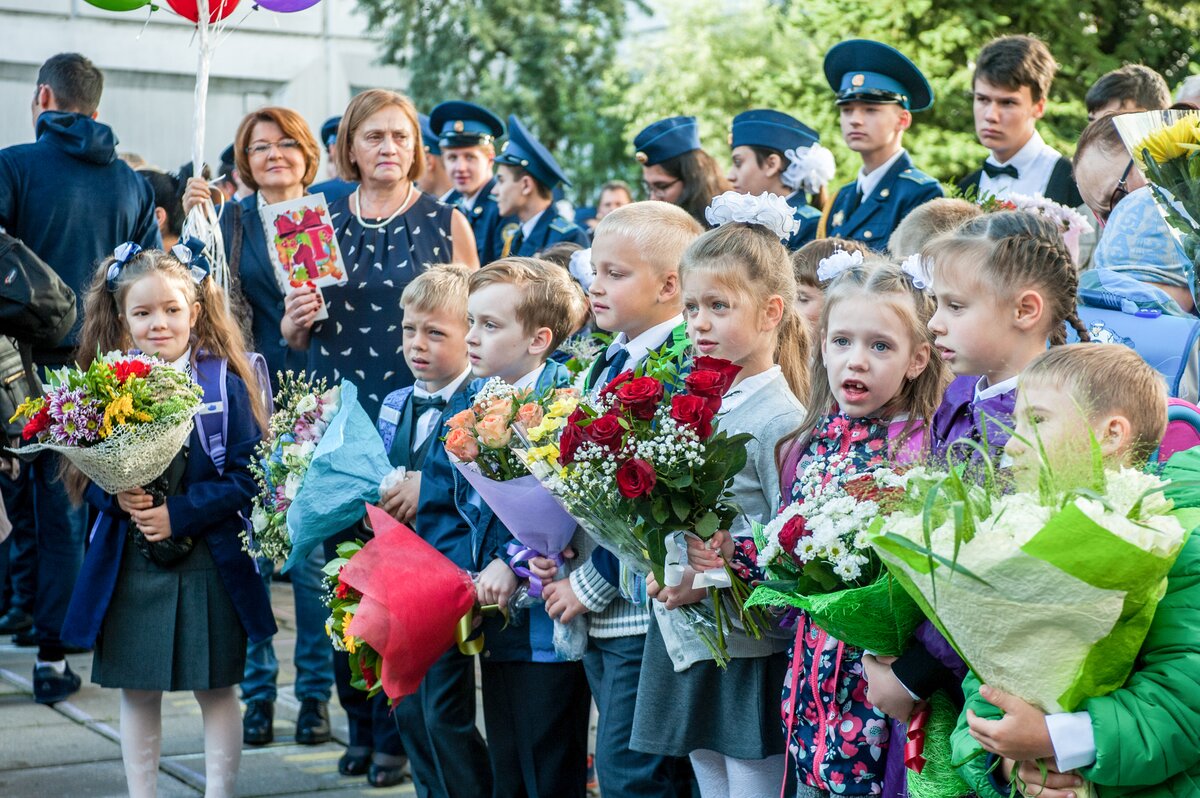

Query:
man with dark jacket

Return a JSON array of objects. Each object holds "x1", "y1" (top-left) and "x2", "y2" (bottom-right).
[{"x1": 0, "y1": 52, "x2": 160, "y2": 705}]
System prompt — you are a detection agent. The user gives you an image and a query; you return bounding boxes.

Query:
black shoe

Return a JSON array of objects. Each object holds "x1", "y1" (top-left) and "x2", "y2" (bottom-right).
[
  {"x1": 11, "y1": 628, "x2": 37, "y2": 647},
  {"x1": 0, "y1": 608, "x2": 33, "y2": 635},
  {"x1": 295, "y1": 697, "x2": 331, "y2": 745},
  {"x1": 338, "y1": 748, "x2": 372, "y2": 776},
  {"x1": 33, "y1": 661, "x2": 81, "y2": 705},
  {"x1": 368, "y1": 758, "x2": 408, "y2": 788},
  {"x1": 242, "y1": 699, "x2": 274, "y2": 745}
]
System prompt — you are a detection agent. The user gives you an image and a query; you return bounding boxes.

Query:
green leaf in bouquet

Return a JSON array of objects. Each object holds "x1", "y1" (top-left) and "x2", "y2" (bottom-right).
[
  {"x1": 650, "y1": 496, "x2": 670, "y2": 525},
  {"x1": 694, "y1": 510, "x2": 719, "y2": 539},
  {"x1": 800, "y1": 558, "x2": 841, "y2": 592},
  {"x1": 670, "y1": 492, "x2": 691, "y2": 523},
  {"x1": 321, "y1": 557, "x2": 348, "y2": 578},
  {"x1": 335, "y1": 540, "x2": 364, "y2": 559}
]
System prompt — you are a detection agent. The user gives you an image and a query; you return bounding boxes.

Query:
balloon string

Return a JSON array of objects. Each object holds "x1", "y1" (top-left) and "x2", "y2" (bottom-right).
[{"x1": 136, "y1": 4, "x2": 154, "y2": 40}]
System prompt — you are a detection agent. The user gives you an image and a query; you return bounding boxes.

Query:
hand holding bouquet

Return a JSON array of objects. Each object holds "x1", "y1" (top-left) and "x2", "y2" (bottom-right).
[{"x1": 10, "y1": 351, "x2": 203, "y2": 493}]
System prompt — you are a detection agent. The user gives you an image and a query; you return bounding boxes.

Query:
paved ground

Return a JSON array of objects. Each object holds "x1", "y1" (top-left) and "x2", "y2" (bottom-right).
[{"x1": 0, "y1": 581, "x2": 419, "y2": 797}]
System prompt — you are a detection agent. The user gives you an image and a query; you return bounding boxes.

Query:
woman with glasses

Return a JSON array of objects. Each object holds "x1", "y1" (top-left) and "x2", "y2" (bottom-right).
[
  {"x1": 632, "y1": 116, "x2": 731, "y2": 227},
  {"x1": 182, "y1": 105, "x2": 341, "y2": 763}
]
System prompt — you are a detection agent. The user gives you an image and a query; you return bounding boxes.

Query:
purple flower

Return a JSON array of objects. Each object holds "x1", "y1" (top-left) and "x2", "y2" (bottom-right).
[{"x1": 47, "y1": 388, "x2": 103, "y2": 446}]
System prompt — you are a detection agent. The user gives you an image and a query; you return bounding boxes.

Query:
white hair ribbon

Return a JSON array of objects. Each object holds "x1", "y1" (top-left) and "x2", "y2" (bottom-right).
[{"x1": 815, "y1": 248, "x2": 864, "y2": 283}]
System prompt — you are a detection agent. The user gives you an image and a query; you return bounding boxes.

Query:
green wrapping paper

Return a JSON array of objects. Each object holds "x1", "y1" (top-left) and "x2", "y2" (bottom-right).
[{"x1": 745, "y1": 573, "x2": 925, "y2": 656}]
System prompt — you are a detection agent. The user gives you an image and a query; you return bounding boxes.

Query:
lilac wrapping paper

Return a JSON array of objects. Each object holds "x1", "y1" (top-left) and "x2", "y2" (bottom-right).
[{"x1": 451, "y1": 461, "x2": 579, "y2": 557}]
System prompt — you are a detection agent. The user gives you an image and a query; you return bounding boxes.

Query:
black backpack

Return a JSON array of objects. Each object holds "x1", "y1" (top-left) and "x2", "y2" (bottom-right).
[{"x1": 0, "y1": 232, "x2": 77, "y2": 438}]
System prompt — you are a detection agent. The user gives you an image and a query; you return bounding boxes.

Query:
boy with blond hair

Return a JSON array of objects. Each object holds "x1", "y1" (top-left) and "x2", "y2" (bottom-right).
[
  {"x1": 887, "y1": 197, "x2": 983, "y2": 259},
  {"x1": 953, "y1": 343, "x2": 1200, "y2": 798},
  {"x1": 540, "y1": 200, "x2": 703, "y2": 797}
]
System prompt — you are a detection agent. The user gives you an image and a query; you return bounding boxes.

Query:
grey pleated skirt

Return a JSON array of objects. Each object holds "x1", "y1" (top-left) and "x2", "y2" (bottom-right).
[
  {"x1": 630, "y1": 616, "x2": 788, "y2": 760},
  {"x1": 91, "y1": 532, "x2": 247, "y2": 691}
]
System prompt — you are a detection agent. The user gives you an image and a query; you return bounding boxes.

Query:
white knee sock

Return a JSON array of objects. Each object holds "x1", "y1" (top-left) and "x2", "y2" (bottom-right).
[
  {"x1": 690, "y1": 749, "x2": 786, "y2": 798},
  {"x1": 120, "y1": 688, "x2": 163, "y2": 798},
  {"x1": 194, "y1": 687, "x2": 242, "y2": 798}
]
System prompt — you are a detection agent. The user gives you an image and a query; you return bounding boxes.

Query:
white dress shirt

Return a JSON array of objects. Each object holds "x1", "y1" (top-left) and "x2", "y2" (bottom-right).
[
  {"x1": 411, "y1": 366, "x2": 472, "y2": 450},
  {"x1": 511, "y1": 362, "x2": 548, "y2": 393},
  {"x1": 520, "y1": 209, "x2": 547, "y2": 241},
  {"x1": 978, "y1": 129, "x2": 1061, "y2": 200},
  {"x1": 855, "y1": 148, "x2": 908, "y2": 201},
  {"x1": 974, "y1": 374, "x2": 1019, "y2": 403},
  {"x1": 595, "y1": 315, "x2": 683, "y2": 397},
  {"x1": 719, "y1": 365, "x2": 782, "y2": 414}
]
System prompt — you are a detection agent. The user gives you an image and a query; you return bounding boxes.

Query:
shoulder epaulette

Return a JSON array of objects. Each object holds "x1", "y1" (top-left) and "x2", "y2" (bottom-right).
[
  {"x1": 796, "y1": 204, "x2": 822, "y2": 220},
  {"x1": 549, "y1": 217, "x2": 579, "y2": 234},
  {"x1": 898, "y1": 168, "x2": 938, "y2": 186}
]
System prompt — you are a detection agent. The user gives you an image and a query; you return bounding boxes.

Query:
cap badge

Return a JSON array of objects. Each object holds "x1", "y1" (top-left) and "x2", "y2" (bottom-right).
[
  {"x1": 453, "y1": 120, "x2": 465, "y2": 133},
  {"x1": 851, "y1": 74, "x2": 865, "y2": 87},
  {"x1": 635, "y1": 151, "x2": 648, "y2": 164}
]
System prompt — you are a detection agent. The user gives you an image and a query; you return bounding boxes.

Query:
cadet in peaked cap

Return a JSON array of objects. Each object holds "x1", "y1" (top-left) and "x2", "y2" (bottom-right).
[
  {"x1": 822, "y1": 39, "x2": 944, "y2": 251},
  {"x1": 492, "y1": 115, "x2": 589, "y2": 257},
  {"x1": 430, "y1": 100, "x2": 511, "y2": 264},
  {"x1": 633, "y1": 115, "x2": 702, "y2": 166},
  {"x1": 631, "y1": 115, "x2": 732, "y2": 226},
  {"x1": 728, "y1": 109, "x2": 835, "y2": 250},
  {"x1": 416, "y1": 113, "x2": 453, "y2": 199}
]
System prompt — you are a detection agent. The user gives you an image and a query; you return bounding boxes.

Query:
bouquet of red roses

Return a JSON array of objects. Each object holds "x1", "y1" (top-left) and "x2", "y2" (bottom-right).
[{"x1": 517, "y1": 355, "x2": 761, "y2": 664}]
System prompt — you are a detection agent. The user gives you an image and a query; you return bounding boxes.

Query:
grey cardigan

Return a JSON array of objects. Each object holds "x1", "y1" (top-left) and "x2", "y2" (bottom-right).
[{"x1": 653, "y1": 370, "x2": 805, "y2": 671}]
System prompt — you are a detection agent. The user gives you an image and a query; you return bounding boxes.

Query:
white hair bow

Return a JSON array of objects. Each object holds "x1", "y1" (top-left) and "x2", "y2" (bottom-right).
[
  {"x1": 782, "y1": 143, "x2": 836, "y2": 195},
  {"x1": 815, "y1": 248, "x2": 864, "y2": 283},
  {"x1": 704, "y1": 191, "x2": 802, "y2": 241},
  {"x1": 568, "y1": 247, "x2": 594, "y2": 292},
  {"x1": 900, "y1": 253, "x2": 933, "y2": 291}
]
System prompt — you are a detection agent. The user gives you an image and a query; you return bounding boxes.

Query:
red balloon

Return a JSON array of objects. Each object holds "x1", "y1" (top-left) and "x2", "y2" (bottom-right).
[{"x1": 166, "y1": 0, "x2": 240, "y2": 23}]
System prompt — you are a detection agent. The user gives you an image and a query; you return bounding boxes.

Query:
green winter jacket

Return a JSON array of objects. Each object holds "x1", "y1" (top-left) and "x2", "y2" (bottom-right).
[{"x1": 952, "y1": 448, "x2": 1200, "y2": 798}]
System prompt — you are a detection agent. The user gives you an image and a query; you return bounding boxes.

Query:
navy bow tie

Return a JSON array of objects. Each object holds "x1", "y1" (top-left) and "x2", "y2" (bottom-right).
[
  {"x1": 412, "y1": 395, "x2": 447, "y2": 415},
  {"x1": 983, "y1": 161, "x2": 1019, "y2": 180}
]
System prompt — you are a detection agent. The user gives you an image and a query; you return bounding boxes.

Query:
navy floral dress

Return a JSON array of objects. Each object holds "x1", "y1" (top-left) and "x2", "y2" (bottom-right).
[
  {"x1": 732, "y1": 412, "x2": 925, "y2": 797},
  {"x1": 307, "y1": 191, "x2": 455, "y2": 418}
]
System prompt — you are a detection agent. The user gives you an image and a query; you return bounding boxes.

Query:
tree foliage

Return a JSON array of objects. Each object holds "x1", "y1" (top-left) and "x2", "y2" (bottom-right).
[{"x1": 356, "y1": 0, "x2": 1199, "y2": 200}]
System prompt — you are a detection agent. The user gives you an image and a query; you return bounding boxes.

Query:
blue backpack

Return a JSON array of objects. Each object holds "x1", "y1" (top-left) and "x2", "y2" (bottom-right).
[
  {"x1": 193, "y1": 352, "x2": 274, "y2": 474},
  {"x1": 1068, "y1": 270, "x2": 1200, "y2": 402}
]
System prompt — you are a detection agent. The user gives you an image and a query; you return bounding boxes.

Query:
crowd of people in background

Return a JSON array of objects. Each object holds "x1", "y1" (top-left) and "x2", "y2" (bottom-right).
[{"x1": 0, "y1": 30, "x2": 1199, "y2": 798}]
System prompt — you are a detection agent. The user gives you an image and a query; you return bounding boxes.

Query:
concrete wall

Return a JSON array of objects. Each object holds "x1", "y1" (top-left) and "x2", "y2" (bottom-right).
[{"x1": 0, "y1": 0, "x2": 406, "y2": 175}]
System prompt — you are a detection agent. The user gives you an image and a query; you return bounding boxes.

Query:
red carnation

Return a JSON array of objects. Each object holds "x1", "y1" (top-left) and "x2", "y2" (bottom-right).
[
  {"x1": 600, "y1": 369, "x2": 635, "y2": 401},
  {"x1": 615, "y1": 458, "x2": 657, "y2": 499},
  {"x1": 113, "y1": 359, "x2": 152, "y2": 384},
  {"x1": 669, "y1": 394, "x2": 715, "y2": 439},
  {"x1": 614, "y1": 376, "x2": 664, "y2": 421},
  {"x1": 361, "y1": 661, "x2": 376, "y2": 690},
  {"x1": 586, "y1": 413, "x2": 625, "y2": 452},
  {"x1": 21, "y1": 406, "x2": 51, "y2": 441},
  {"x1": 335, "y1": 580, "x2": 351, "y2": 599},
  {"x1": 778, "y1": 515, "x2": 810, "y2": 560}
]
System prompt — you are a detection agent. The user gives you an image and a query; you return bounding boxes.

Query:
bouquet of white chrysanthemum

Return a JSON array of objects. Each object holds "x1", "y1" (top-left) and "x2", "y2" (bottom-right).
[
  {"x1": 872, "y1": 464, "x2": 1191, "y2": 716},
  {"x1": 745, "y1": 461, "x2": 926, "y2": 655}
]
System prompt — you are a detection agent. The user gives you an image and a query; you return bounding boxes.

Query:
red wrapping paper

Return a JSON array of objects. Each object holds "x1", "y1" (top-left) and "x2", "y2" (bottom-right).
[{"x1": 341, "y1": 505, "x2": 477, "y2": 700}]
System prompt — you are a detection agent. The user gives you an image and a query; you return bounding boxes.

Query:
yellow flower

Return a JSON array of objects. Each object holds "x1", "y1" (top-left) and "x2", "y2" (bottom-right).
[
  {"x1": 100, "y1": 392, "x2": 152, "y2": 438},
  {"x1": 1136, "y1": 117, "x2": 1200, "y2": 168},
  {"x1": 547, "y1": 397, "x2": 578, "y2": 418},
  {"x1": 342, "y1": 612, "x2": 358, "y2": 654}
]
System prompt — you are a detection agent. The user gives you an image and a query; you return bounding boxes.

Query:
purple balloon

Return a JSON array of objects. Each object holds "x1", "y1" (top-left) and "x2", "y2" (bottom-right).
[{"x1": 256, "y1": 0, "x2": 321, "y2": 10}]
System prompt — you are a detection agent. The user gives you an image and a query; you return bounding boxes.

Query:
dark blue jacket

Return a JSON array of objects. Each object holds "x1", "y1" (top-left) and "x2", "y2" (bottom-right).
[
  {"x1": 307, "y1": 177, "x2": 357, "y2": 204},
  {"x1": 60, "y1": 368, "x2": 276, "y2": 649},
  {"x1": 445, "y1": 176, "x2": 514, "y2": 265},
  {"x1": 412, "y1": 361, "x2": 572, "y2": 662},
  {"x1": 826, "y1": 150, "x2": 943, "y2": 251},
  {"x1": 513, "y1": 207, "x2": 590, "y2": 258},
  {"x1": 0, "y1": 111, "x2": 160, "y2": 360},
  {"x1": 220, "y1": 194, "x2": 307, "y2": 392},
  {"x1": 785, "y1": 191, "x2": 822, "y2": 252}
]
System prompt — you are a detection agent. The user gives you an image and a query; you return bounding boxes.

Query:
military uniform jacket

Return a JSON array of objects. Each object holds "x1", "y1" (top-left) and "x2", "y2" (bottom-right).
[
  {"x1": 445, "y1": 176, "x2": 512, "y2": 265},
  {"x1": 826, "y1": 150, "x2": 943, "y2": 251},
  {"x1": 786, "y1": 192, "x2": 822, "y2": 251},
  {"x1": 511, "y1": 206, "x2": 591, "y2": 258}
]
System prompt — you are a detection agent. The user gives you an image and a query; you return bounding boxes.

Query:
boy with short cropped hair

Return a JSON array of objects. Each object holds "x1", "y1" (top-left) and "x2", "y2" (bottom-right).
[
  {"x1": 953, "y1": 343, "x2": 1200, "y2": 798},
  {"x1": 959, "y1": 35, "x2": 1083, "y2": 207},
  {"x1": 459, "y1": 257, "x2": 592, "y2": 797},
  {"x1": 374, "y1": 263, "x2": 490, "y2": 797},
  {"x1": 887, "y1": 197, "x2": 983, "y2": 258},
  {"x1": 540, "y1": 200, "x2": 702, "y2": 798}
]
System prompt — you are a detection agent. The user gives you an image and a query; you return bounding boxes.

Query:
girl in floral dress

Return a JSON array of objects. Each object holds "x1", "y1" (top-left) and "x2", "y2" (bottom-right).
[{"x1": 753, "y1": 254, "x2": 947, "y2": 797}]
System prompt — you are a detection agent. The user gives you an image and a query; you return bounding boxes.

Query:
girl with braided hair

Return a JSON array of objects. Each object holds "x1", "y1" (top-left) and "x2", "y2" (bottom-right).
[{"x1": 923, "y1": 210, "x2": 1090, "y2": 461}]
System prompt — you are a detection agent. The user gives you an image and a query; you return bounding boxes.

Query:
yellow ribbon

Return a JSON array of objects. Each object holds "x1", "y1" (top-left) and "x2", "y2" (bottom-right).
[{"x1": 454, "y1": 603, "x2": 507, "y2": 656}]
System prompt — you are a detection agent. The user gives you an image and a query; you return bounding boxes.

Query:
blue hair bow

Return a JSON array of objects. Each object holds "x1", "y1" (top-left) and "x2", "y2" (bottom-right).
[
  {"x1": 171, "y1": 237, "x2": 211, "y2": 285},
  {"x1": 106, "y1": 241, "x2": 142, "y2": 293}
]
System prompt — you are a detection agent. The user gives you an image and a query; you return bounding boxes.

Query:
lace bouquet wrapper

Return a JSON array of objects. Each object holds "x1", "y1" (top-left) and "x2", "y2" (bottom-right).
[{"x1": 10, "y1": 352, "x2": 203, "y2": 494}]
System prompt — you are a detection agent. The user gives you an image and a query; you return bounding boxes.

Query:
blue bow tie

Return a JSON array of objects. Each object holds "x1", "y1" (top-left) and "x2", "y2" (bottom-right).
[{"x1": 983, "y1": 161, "x2": 1019, "y2": 179}]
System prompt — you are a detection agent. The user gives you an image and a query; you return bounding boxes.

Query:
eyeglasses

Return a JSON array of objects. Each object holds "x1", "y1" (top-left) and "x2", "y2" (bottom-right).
[
  {"x1": 643, "y1": 177, "x2": 681, "y2": 198},
  {"x1": 1104, "y1": 158, "x2": 1135, "y2": 221},
  {"x1": 246, "y1": 139, "x2": 302, "y2": 157}
]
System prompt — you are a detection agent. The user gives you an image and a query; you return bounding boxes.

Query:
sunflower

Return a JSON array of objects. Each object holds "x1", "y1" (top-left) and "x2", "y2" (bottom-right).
[{"x1": 1135, "y1": 117, "x2": 1200, "y2": 169}]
